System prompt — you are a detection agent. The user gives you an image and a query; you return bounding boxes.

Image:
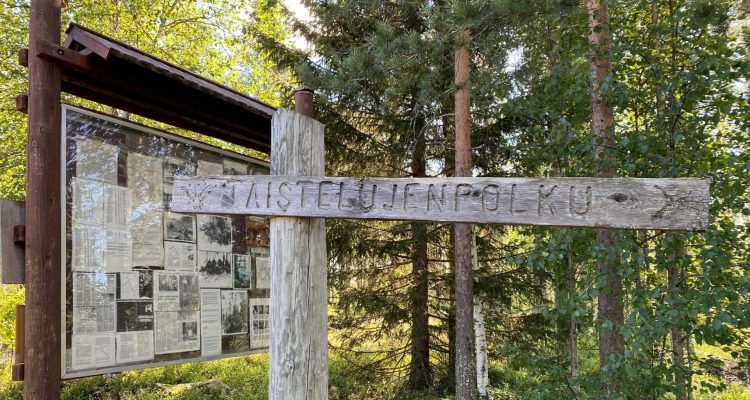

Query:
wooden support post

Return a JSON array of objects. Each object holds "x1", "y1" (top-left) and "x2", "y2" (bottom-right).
[
  {"x1": 15, "y1": 94, "x2": 28, "y2": 114},
  {"x1": 19, "y1": 48, "x2": 28, "y2": 67},
  {"x1": 25, "y1": 0, "x2": 62, "y2": 398},
  {"x1": 12, "y1": 304, "x2": 25, "y2": 381},
  {"x1": 1, "y1": 200, "x2": 25, "y2": 284},
  {"x1": 268, "y1": 96, "x2": 328, "y2": 399}
]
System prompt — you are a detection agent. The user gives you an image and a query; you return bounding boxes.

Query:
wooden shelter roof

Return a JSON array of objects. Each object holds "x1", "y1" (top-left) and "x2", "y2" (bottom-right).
[{"x1": 57, "y1": 24, "x2": 274, "y2": 152}]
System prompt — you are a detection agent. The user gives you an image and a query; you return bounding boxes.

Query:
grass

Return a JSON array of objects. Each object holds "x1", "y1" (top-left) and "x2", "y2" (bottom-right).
[
  {"x1": 0, "y1": 354, "x2": 444, "y2": 400},
  {"x1": 1, "y1": 352, "x2": 748, "y2": 400}
]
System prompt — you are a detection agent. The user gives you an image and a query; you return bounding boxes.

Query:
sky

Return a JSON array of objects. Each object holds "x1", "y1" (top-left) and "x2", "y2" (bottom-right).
[{"x1": 280, "y1": 0, "x2": 312, "y2": 51}]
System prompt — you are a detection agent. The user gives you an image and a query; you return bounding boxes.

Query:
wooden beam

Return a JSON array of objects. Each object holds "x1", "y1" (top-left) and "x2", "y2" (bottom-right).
[
  {"x1": 36, "y1": 42, "x2": 270, "y2": 142},
  {"x1": 35, "y1": 38, "x2": 96, "y2": 70},
  {"x1": 25, "y1": 0, "x2": 62, "y2": 398},
  {"x1": 15, "y1": 94, "x2": 28, "y2": 114},
  {"x1": 66, "y1": 28, "x2": 111, "y2": 59},
  {"x1": 60, "y1": 77, "x2": 271, "y2": 152},
  {"x1": 53, "y1": 59, "x2": 271, "y2": 151},
  {"x1": 12, "y1": 304, "x2": 25, "y2": 381},
  {"x1": 171, "y1": 176, "x2": 711, "y2": 231},
  {"x1": 1, "y1": 200, "x2": 25, "y2": 284},
  {"x1": 35, "y1": 38, "x2": 272, "y2": 151},
  {"x1": 18, "y1": 49, "x2": 28, "y2": 67},
  {"x1": 268, "y1": 108, "x2": 328, "y2": 399}
]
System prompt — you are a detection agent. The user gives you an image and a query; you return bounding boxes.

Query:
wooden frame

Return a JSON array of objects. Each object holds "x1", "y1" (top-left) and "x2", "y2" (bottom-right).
[
  {"x1": 19, "y1": 2, "x2": 275, "y2": 397},
  {"x1": 59, "y1": 105, "x2": 271, "y2": 379}
]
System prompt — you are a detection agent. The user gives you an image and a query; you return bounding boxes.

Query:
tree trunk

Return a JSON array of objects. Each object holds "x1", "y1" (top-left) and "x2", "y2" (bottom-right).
[
  {"x1": 409, "y1": 122, "x2": 432, "y2": 391},
  {"x1": 668, "y1": 240, "x2": 689, "y2": 400},
  {"x1": 443, "y1": 95, "x2": 457, "y2": 393},
  {"x1": 454, "y1": 28, "x2": 477, "y2": 400},
  {"x1": 472, "y1": 234, "x2": 489, "y2": 399},
  {"x1": 568, "y1": 244, "x2": 580, "y2": 393},
  {"x1": 586, "y1": 0, "x2": 624, "y2": 396}
]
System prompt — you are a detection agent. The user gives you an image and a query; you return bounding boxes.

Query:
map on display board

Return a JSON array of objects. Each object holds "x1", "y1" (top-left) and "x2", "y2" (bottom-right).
[{"x1": 61, "y1": 105, "x2": 272, "y2": 378}]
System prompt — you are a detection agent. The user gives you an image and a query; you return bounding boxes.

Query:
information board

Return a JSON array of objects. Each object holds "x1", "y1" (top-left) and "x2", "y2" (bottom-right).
[{"x1": 61, "y1": 106, "x2": 271, "y2": 378}]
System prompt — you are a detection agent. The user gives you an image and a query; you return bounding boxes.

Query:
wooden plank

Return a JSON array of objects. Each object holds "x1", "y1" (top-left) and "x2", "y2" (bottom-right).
[
  {"x1": 66, "y1": 24, "x2": 276, "y2": 118},
  {"x1": 0, "y1": 200, "x2": 25, "y2": 284},
  {"x1": 15, "y1": 94, "x2": 28, "y2": 114},
  {"x1": 12, "y1": 304, "x2": 25, "y2": 381},
  {"x1": 171, "y1": 176, "x2": 711, "y2": 231},
  {"x1": 26, "y1": 0, "x2": 63, "y2": 397},
  {"x1": 18, "y1": 49, "x2": 28, "y2": 67},
  {"x1": 268, "y1": 108, "x2": 328, "y2": 400}
]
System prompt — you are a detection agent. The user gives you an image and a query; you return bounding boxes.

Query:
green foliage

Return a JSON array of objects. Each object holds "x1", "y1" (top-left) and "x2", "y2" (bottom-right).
[
  {"x1": 0, "y1": 0, "x2": 748, "y2": 398},
  {"x1": 0, "y1": 286, "x2": 23, "y2": 351},
  {"x1": 0, "y1": 0, "x2": 292, "y2": 201}
]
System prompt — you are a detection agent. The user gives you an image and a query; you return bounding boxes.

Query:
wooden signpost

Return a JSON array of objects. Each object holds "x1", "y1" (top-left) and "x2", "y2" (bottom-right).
[
  {"x1": 170, "y1": 107, "x2": 712, "y2": 400},
  {"x1": 12, "y1": 2, "x2": 711, "y2": 398},
  {"x1": 172, "y1": 175, "x2": 711, "y2": 231}
]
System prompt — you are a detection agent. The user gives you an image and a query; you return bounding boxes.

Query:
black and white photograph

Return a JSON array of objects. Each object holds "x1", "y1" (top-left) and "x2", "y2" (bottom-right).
[
  {"x1": 221, "y1": 290, "x2": 248, "y2": 335},
  {"x1": 117, "y1": 270, "x2": 153, "y2": 300},
  {"x1": 198, "y1": 251, "x2": 233, "y2": 288},
  {"x1": 197, "y1": 215, "x2": 232, "y2": 252},
  {"x1": 254, "y1": 253, "x2": 270, "y2": 289},
  {"x1": 179, "y1": 274, "x2": 200, "y2": 311},
  {"x1": 165, "y1": 212, "x2": 196, "y2": 242},
  {"x1": 249, "y1": 298, "x2": 270, "y2": 348},
  {"x1": 233, "y1": 254, "x2": 251, "y2": 289},
  {"x1": 116, "y1": 301, "x2": 154, "y2": 332},
  {"x1": 182, "y1": 321, "x2": 199, "y2": 341},
  {"x1": 154, "y1": 272, "x2": 180, "y2": 311},
  {"x1": 158, "y1": 273, "x2": 178, "y2": 292}
]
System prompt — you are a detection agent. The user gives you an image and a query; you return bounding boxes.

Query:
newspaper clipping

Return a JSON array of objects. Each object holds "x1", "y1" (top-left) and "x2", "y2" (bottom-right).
[
  {"x1": 154, "y1": 272, "x2": 180, "y2": 312},
  {"x1": 116, "y1": 302, "x2": 154, "y2": 331},
  {"x1": 197, "y1": 215, "x2": 232, "y2": 253},
  {"x1": 165, "y1": 212, "x2": 195, "y2": 242},
  {"x1": 73, "y1": 272, "x2": 116, "y2": 334},
  {"x1": 154, "y1": 311, "x2": 200, "y2": 354},
  {"x1": 233, "y1": 254, "x2": 251, "y2": 289},
  {"x1": 200, "y1": 289, "x2": 222, "y2": 357},
  {"x1": 223, "y1": 159, "x2": 247, "y2": 176},
  {"x1": 117, "y1": 270, "x2": 153, "y2": 300},
  {"x1": 164, "y1": 241, "x2": 196, "y2": 271},
  {"x1": 254, "y1": 253, "x2": 270, "y2": 289},
  {"x1": 116, "y1": 331, "x2": 155, "y2": 364},
  {"x1": 72, "y1": 332, "x2": 116, "y2": 370},
  {"x1": 74, "y1": 136, "x2": 119, "y2": 185},
  {"x1": 249, "y1": 298, "x2": 270, "y2": 348},
  {"x1": 198, "y1": 251, "x2": 232, "y2": 288},
  {"x1": 221, "y1": 290, "x2": 248, "y2": 335}
]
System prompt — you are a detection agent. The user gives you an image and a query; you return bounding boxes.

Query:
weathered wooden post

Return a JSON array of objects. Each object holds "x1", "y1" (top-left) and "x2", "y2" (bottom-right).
[
  {"x1": 25, "y1": 0, "x2": 62, "y2": 398},
  {"x1": 268, "y1": 91, "x2": 328, "y2": 399}
]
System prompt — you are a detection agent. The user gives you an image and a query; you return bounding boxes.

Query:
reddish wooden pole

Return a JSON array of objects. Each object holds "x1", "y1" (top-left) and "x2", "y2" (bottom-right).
[
  {"x1": 25, "y1": 0, "x2": 62, "y2": 399},
  {"x1": 12, "y1": 304, "x2": 25, "y2": 381},
  {"x1": 453, "y1": 28, "x2": 477, "y2": 400}
]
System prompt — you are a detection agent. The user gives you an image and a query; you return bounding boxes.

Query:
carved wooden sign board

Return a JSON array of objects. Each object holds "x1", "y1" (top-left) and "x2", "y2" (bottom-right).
[{"x1": 171, "y1": 176, "x2": 711, "y2": 231}]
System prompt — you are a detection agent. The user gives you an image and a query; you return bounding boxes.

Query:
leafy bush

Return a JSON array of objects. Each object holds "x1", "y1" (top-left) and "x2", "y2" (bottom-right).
[{"x1": 0, "y1": 285, "x2": 23, "y2": 352}]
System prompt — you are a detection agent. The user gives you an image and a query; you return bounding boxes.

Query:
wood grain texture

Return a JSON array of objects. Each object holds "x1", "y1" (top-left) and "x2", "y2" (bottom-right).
[
  {"x1": 25, "y1": 0, "x2": 62, "y2": 396},
  {"x1": 171, "y1": 176, "x2": 711, "y2": 231},
  {"x1": 267, "y1": 109, "x2": 328, "y2": 400},
  {"x1": 0, "y1": 200, "x2": 25, "y2": 284}
]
